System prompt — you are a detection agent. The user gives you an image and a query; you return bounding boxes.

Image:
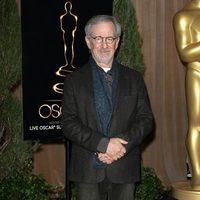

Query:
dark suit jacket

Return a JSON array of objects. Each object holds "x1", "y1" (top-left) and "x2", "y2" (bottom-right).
[{"x1": 61, "y1": 61, "x2": 154, "y2": 184}]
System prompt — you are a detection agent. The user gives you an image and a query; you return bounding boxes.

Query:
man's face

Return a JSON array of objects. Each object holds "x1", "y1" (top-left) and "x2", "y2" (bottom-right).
[{"x1": 85, "y1": 21, "x2": 120, "y2": 68}]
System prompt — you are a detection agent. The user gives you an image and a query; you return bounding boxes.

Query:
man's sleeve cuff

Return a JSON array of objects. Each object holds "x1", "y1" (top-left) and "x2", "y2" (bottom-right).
[{"x1": 97, "y1": 137, "x2": 110, "y2": 153}]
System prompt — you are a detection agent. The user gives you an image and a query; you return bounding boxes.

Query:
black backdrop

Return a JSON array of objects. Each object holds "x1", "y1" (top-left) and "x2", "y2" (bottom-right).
[{"x1": 21, "y1": 0, "x2": 113, "y2": 140}]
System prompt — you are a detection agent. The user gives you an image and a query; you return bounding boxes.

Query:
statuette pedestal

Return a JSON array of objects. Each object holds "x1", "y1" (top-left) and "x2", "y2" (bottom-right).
[{"x1": 172, "y1": 180, "x2": 200, "y2": 200}]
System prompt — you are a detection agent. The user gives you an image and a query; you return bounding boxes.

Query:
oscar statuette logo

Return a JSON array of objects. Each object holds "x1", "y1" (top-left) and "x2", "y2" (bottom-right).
[
  {"x1": 37, "y1": 1, "x2": 78, "y2": 121},
  {"x1": 53, "y1": 1, "x2": 78, "y2": 94}
]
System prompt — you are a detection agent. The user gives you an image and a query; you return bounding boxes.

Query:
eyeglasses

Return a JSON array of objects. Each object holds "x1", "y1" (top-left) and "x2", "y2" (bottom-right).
[{"x1": 90, "y1": 35, "x2": 117, "y2": 44}]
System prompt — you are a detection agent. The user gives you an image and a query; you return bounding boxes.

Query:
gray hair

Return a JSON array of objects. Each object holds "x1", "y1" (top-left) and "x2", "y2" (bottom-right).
[{"x1": 84, "y1": 15, "x2": 122, "y2": 37}]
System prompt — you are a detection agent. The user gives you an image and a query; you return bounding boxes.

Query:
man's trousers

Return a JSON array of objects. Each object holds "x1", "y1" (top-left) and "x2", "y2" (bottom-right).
[{"x1": 75, "y1": 177, "x2": 135, "y2": 200}]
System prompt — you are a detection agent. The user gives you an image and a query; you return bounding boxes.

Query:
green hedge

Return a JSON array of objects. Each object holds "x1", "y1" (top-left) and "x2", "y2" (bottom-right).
[{"x1": 0, "y1": 171, "x2": 66, "y2": 200}]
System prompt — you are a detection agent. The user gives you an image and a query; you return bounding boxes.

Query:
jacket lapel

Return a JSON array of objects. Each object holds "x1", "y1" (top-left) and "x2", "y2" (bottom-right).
[
  {"x1": 112, "y1": 65, "x2": 129, "y2": 114},
  {"x1": 80, "y1": 64, "x2": 102, "y2": 132}
]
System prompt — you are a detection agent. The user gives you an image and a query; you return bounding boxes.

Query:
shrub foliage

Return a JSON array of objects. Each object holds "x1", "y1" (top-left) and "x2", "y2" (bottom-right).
[{"x1": 0, "y1": 0, "x2": 32, "y2": 180}]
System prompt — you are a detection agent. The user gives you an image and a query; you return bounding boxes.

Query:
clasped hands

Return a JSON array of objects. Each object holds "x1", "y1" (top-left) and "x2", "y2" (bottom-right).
[{"x1": 98, "y1": 138, "x2": 128, "y2": 165}]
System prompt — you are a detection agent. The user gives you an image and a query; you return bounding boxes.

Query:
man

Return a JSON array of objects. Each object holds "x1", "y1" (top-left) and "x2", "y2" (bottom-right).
[
  {"x1": 173, "y1": 0, "x2": 200, "y2": 190},
  {"x1": 61, "y1": 15, "x2": 154, "y2": 200}
]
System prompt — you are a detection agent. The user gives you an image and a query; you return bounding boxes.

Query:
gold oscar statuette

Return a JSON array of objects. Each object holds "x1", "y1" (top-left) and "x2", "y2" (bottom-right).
[{"x1": 173, "y1": 0, "x2": 200, "y2": 199}]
